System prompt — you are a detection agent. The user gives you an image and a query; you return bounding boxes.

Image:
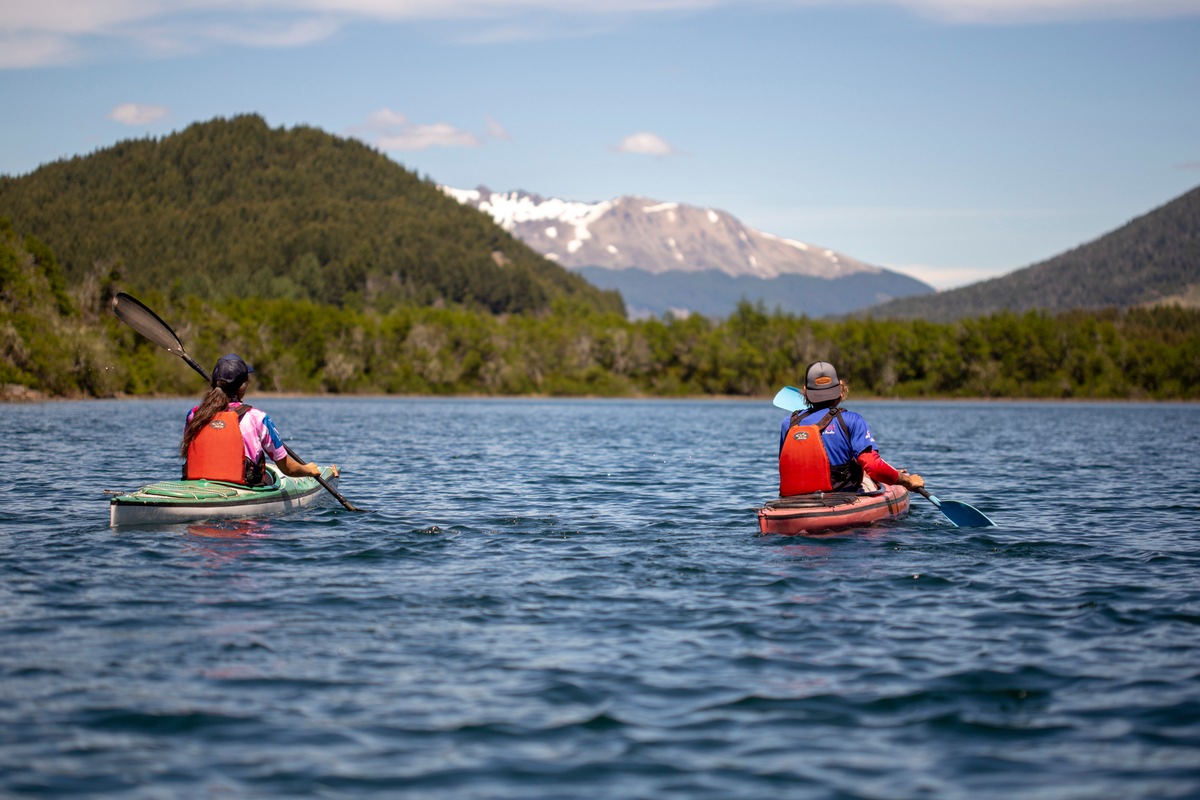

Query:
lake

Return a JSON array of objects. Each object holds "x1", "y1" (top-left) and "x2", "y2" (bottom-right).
[{"x1": 2, "y1": 398, "x2": 1198, "y2": 798}]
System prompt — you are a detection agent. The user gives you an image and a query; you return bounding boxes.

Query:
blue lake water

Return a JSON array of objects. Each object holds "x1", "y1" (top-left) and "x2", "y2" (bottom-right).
[{"x1": 2, "y1": 397, "x2": 1199, "y2": 798}]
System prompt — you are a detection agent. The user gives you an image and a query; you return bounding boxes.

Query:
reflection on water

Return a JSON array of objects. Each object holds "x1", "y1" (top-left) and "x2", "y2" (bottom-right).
[{"x1": 186, "y1": 519, "x2": 274, "y2": 539}]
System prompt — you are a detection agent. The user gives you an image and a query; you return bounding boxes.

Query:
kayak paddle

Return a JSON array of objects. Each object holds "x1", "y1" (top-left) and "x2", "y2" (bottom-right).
[
  {"x1": 110, "y1": 291, "x2": 365, "y2": 513},
  {"x1": 914, "y1": 487, "x2": 994, "y2": 528},
  {"x1": 769, "y1": 384, "x2": 994, "y2": 527},
  {"x1": 771, "y1": 385, "x2": 805, "y2": 412}
]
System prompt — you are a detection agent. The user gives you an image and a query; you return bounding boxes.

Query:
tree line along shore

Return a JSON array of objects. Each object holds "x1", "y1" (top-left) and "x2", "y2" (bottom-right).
[{"x1": 3, "y1": 217, "x2": 1199, "y2": 402}]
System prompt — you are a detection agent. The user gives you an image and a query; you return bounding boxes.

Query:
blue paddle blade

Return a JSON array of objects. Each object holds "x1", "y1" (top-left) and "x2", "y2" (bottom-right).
[
  {"x1": 938, "y1": 500, "x2": 995, "y2": 527},
  {"x1": 919, "y1": 490, "x2": 995, "y2": 528},
  {"x1": 772, "y1": 386, "x2": 805, "y2": 412}
]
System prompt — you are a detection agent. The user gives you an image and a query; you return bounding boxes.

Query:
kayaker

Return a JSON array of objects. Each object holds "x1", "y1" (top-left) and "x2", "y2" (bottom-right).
[
  {"x1": 180, "y1": 354, "x2": 335, "y2": 485},
  {"x1": 778, "y1": 361, "x2": 924, "y2": 497}
]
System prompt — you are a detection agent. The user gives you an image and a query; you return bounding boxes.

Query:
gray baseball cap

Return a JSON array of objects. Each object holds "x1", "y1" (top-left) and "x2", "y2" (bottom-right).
[{"x1": 805, "y1": 361, "x2": 841, "y2": 403}]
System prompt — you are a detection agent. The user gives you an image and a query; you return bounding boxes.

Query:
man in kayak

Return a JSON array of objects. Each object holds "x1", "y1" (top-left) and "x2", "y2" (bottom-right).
[
  {"x1": 778, "y1": 361, "x2": 924, "y2": 497},
  {"x1": 180, "y1": 353, "x2": 335, "y2": 485}
]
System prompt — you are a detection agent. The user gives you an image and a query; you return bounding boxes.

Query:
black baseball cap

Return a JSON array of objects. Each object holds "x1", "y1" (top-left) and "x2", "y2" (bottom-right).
[{"x1": 211, "y1": 353, "x2": 254, "y2": 392}]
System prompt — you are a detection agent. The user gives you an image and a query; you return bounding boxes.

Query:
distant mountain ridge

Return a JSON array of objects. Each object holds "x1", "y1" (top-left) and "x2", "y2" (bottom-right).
[
  {"x1": 865, "y1": 184, "x2": 1200, "y2": 322},
  {"x1": 575, "y1": 267, "x2": 932, "y2": 319},
  {"x1": 443, "y1": 186, "x2": 933, "y2": 317},
  {"x1": 442, "y1": 186, "x2": 879, "y2": 278}
]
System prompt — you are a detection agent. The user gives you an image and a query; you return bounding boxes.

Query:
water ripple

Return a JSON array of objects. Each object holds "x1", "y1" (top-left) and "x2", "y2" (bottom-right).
[{"x1": 2, "y1": 399, "x2": 1199, "y2": 798}]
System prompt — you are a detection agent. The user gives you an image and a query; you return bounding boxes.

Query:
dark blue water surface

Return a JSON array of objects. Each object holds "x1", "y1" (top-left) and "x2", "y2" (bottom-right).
[{"x1": 2, "y1": 398, "x2": 1199, "y2": 798}]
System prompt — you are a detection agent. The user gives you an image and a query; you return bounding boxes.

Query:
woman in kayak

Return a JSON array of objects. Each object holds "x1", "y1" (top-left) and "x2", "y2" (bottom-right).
[
  {"x1": 180, "y1": 353, "x2": 334, "y2": 485},
  {"x1": 779, "y1": 361, "x2": 924, "y2": 497}
]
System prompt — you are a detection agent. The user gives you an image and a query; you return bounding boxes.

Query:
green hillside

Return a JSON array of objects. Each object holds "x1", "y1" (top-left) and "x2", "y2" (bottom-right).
[
  {"x1": 866, "y1": 184, "x2": 1200, "y2": 322},
  {"x1": 4, "y1": 213, "x2": 1198, "y2": 401},
  {"x1": 0, "y1": 115, "x2": 623, "y2": 316}
]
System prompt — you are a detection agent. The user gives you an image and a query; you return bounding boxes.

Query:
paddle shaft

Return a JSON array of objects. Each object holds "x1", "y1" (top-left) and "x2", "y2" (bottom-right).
[
  {"x1": 914, "y1": 486, "x2": 941, "y2": 508},
  {"x1": 113, "y1": 293, "x2": 363, "y2": 512}
]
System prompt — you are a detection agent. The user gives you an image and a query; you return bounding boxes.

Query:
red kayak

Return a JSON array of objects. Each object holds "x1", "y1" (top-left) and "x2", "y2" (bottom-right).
[{"x1": 757, "y1": 484, "x2": 910, "y2": 535}]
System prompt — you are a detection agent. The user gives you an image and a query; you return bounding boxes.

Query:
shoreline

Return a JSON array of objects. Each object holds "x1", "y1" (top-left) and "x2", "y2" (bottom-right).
[{"x1": 4, "y1": 384, "x2": 1195, "y2": 405}]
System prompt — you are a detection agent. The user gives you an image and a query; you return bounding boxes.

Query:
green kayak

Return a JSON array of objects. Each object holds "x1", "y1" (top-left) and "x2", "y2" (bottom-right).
[{"x1": 109, "y1": 464, "x2": 338, "y2": 527}]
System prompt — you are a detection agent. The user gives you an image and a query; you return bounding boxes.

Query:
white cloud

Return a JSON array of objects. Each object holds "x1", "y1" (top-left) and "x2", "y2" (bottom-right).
[
  {"x1": 368, "y1": 108, "x2": 408, "y2": 128},
  {"x1": 204, "y1": 17, "x2": 341, "y2": 48},
  {"x1": 485, "y1": 115, "x2": 511, "y2": 141},
  {"x1": 0, "y1": 2, "x2": 344, "y2": 67},
  {"x1": 0, "y1": 34, "x2": 76, "y2": 69},
  {"x1": 379, "y1": 123, "x2": 480, "y2": 150},
  {"x1": 616, "y1": 131, "x2": 676, "y2": 156},
  {"x1": 0, "y1": 1, "x2": 160, "y2": 36},
  {"x1": 108, "y1": 103, "x2": 169, "y2": 126},
  {"x1": 8, "y1": 0, "x2": 1198, "y2": 68},
  {"x1": 891, "y1": 0, "x2": 1200, "y2": 24},
  {"x1": 352, "y1": 108, "x2": 481, "y2": 151},
  {"x1": 277, "y1": 0, "x2": 1200, "y2": 20}
]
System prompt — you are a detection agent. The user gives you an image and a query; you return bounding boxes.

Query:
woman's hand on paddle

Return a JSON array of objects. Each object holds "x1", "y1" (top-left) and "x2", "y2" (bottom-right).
[
  {"x1": 898, "y1": 470, "x2": 925, "y2": 491},
  {"x1": 279, "y1": 453, "x2": 334, "y2": 479},
  {"x1": 301, "y1": 461, "x2": 338, "y2": 478}
]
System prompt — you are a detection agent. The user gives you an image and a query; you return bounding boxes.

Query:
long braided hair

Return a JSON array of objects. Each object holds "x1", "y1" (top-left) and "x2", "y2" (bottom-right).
[{"x1": 179, "y1": 383, "x2": 240, "y2": 458}]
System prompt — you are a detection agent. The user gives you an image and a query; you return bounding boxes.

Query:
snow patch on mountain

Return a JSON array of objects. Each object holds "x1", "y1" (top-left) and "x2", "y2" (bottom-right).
[{"x1": 442, "y1": 185, "x2": 883, "y2": 281}]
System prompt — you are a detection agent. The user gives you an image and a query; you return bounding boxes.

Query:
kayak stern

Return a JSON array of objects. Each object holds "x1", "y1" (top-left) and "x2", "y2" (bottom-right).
[
  {"x1": 109, "y1": 466, "x2": 339, "y2": 528},
  {"x1": 757, "y1": 484, "x2": 909, "y2": 535}
]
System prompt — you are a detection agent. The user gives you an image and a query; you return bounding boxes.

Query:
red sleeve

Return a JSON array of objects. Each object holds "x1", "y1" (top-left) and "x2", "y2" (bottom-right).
[{"x1": 856, "y1": 450, "x2": 901, "y2": 484}]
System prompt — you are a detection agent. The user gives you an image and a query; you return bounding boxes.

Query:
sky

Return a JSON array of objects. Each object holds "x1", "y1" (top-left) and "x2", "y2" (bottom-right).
[{"x1": 1, "y1": 1, "x2": 1198, "y2": 290}]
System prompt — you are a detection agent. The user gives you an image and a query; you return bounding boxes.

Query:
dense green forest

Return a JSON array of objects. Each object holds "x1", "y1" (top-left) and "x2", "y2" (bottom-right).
[
  {"x1": 868, "y1": 184, "x2": 1200, "y2": 321},
  {"x1": 4, "y1": 221, "x2": 1198, "y2": 401},
  {"x1": 0, "y1": 115, "x2": 622, "y2": 316}
]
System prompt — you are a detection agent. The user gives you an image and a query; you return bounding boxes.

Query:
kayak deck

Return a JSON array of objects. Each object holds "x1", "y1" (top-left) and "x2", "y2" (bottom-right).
[
  {"x1": 109, "y1": 465, "x2": 338, "y2": 527},
  {"x1": 757, "y1": 484, "x2": 910, "y2": 535}
]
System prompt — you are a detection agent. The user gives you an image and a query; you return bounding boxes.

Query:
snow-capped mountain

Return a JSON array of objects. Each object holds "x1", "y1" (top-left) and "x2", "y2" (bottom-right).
[{"x1": 442, "y1": 186, "x2": 933, "y2": 317}]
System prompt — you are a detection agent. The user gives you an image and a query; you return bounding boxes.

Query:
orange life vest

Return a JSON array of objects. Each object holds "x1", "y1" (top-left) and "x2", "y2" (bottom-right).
[
  {"x1": 186, "y1": 406, "x2": 249, "y2": 484},
  {"x1": 778, "y1": 408, "x2": 844, "y2": 496}
]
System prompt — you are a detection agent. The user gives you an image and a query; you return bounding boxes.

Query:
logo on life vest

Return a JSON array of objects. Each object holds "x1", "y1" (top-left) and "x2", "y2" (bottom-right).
[
  {"x1": 210, "y1": 420, "x2": 227, "y2": 429},
  {"x1": 793, "y1": 431, "x2": 809, "y2": 440}
]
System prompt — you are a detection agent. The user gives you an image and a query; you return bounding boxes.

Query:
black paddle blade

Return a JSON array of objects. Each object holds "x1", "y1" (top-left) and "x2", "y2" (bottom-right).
[
  {"x1": 111, "y1": 292, "x2": 209, "y2": 380},
  {"x1": 111, "y1": 292, "x2": 186, "y2": 356}
]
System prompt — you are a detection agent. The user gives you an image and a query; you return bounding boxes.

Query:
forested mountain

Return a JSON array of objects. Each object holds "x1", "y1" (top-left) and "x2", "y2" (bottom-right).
[
  {"x1": 866, "y1": 184, "x2": 1200, "y2": 321},
  {"x1": 0, "y1": 115, "x2": 622, "y2": 315}
]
